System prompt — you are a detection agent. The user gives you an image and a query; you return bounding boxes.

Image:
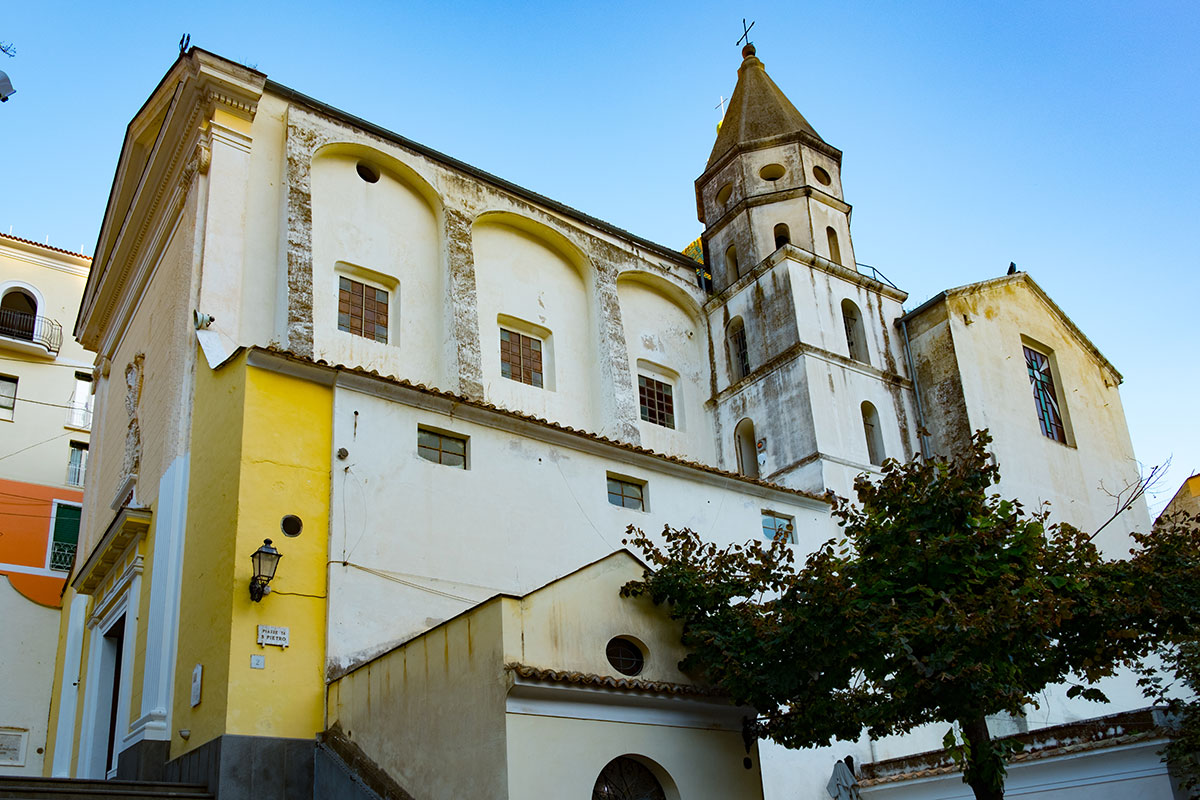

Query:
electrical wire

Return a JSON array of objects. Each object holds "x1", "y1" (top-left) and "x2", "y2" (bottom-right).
[
  {"x1": 271, "y1": 589, "x2": 327, "y2": 599},
  {"x1": 0, "y1": 431, "x2": 75, "y2": 463},
  {"x1": 11, "y1": 395, "x2": 91, "y2": 411},
  {"x1": 332, "y1": 560, "x2": 481, "y2": 604},
  {"x1": 0, "y1": 355, "x2": 93, "y2": 370}
]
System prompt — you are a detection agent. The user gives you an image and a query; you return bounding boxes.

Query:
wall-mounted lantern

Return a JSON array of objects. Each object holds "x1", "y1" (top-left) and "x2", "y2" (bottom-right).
[{"x1": 249, "y1": 539, "x2": 281, "y2": 602}]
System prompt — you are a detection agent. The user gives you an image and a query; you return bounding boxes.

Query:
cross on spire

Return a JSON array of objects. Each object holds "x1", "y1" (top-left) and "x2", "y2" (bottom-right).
[
  {"x1": 736, "y1": 18, "x2": 755, "y2": 47},
  {"x1": 715, "y1": 95, "x2": 728, "y2": 117}
]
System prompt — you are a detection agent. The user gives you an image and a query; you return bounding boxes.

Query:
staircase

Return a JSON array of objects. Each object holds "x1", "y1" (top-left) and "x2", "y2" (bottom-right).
[{"x1": 0, "y1": 777, "x2": 212, "y2": 799}]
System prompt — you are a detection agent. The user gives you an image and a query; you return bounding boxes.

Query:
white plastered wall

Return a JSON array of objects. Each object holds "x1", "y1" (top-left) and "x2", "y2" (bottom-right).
[{"x1": 324, "y1": 379, "x2": 830, "y2": 674}]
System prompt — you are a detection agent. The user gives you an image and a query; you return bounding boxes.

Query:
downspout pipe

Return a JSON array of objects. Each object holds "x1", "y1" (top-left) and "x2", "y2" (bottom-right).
[{"x1": 900, "y1": 316, "x2": 933, "y2": 459}]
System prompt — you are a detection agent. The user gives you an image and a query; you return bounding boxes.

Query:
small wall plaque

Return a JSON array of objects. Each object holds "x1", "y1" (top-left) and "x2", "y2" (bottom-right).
[
  {"x1": 190, "y1": 664, "x2": 202, "y2": 708},
  {"x1": 250, "y1": 654, "x2": 265, "y2": 669},
  {"x1": 0, "y1": 728, "x2": 28, "y2": 767},
  {"x1": 257, "y1": 625, "x2": 290, "y2": 648}
]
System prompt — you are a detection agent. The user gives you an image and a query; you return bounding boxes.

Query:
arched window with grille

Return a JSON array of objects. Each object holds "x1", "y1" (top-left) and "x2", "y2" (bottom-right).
[{"x1": 592, "y1": 757, "x2": 668, "y2": 800}]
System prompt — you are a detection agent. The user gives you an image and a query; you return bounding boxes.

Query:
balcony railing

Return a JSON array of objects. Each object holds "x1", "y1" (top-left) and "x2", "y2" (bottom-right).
[
  {"x1": 855, "y1": 262, "x2": 900, "y2": 290},
  {"x1": 0, "y1": 309, "x2": 62, "y2": 355},
  {"x1": 65, "y1": 398, "x2": 93, "y2": 430},
  {"x1": 49, "y1": 541, "x2": 77, "y2": 572}
]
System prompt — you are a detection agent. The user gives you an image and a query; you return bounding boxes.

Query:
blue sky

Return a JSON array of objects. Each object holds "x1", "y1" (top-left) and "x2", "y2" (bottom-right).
[{"x1": 2, "y1": 1, "x2": 1197, "y2": 512}]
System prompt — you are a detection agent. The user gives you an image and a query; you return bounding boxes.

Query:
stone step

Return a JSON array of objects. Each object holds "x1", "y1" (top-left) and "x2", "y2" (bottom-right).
[{"x1": 0, "y1": 777, "x2": 212, "y2": 799}]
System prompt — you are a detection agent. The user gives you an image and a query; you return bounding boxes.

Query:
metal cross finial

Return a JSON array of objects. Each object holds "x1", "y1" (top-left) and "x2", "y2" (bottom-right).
[
  {"x1": 715, "y1": 95, "x2": 728, "y2": 116},
  {"x1": 737, "y1": 18, "x2": 755, "y2": 47}
]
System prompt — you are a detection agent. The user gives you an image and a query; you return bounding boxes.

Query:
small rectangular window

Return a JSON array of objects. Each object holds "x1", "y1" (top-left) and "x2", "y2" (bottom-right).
[
  {"x1": 49, "y1": 503, "x2": 82, "y2": 572},
  {"x1": 500, "y1": 328, "x2": 543, "y2": 388},
  {"x1": 1024, "y1": 345, "x2": 1066, "y2": 443},
  {"x1": 761, "y1": 511, "x2": 795, "y2": 544},
  {"x1": 66, "y1": 441, "x2": 88, "y2": 486},
  {"x1": 338, "y1": 277, "x2": 389, "y2": 343},
  {"x1": 637, "y1": 375, "x2": 675, "y2": 429},
  {"x1": 607, "y1": 475, "x2": 646, "y2": 511},
  {"x1": 417, "y1": 428, "x2": 467, "y2": 469},
  {"x1": 0, "y1": 375, "x2": 15, "y2": 422}
]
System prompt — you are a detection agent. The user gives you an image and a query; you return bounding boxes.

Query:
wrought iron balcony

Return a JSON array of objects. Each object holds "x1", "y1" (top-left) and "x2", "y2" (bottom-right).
[
  {"x1": 0, "y1": 308, "x2": 63, "y2": 355},
  {"x1": 49, "y1": 540, "x2": 77, "y2": 572}
]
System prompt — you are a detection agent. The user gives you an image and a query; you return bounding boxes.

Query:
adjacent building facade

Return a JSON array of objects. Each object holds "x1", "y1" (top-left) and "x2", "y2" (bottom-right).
[
  {"x1": 41, "y1": 44, "x2": 1165, "y2": 800},
  {"x1": 0, "y1": 233, "x2": 93, "y2": 776}
]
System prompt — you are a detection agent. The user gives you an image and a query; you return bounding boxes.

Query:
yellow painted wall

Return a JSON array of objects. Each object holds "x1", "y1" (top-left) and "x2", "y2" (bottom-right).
[
  {"x1": 171, "y1": 353, "x2": 331, "y2": 759},
  {"x1": 224, "y1": 363, "x2": 330, "y2": 739}
]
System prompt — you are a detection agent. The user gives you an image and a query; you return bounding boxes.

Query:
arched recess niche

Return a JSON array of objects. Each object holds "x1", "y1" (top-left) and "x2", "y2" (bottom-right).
[
  {"x1": 616, "y1": 271, "x2": 710, "y2": 459},
  {"x1": 472, "y1": 211, "x2": 598, "y2": 430},
  {"x1": 309, "y1": 143, "x2": 445, "y2": 385},
  {"x1": 734, "y1": 417, "x2": 759, "y2": 478}
]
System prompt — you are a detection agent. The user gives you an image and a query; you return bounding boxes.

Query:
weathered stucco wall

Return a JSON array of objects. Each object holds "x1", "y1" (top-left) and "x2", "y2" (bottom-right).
[
  {"x1": 934, "y1": 278, "x2": 1147, "y2": 552},
  {"x1": 327, "y1": 599, "x2": 510, "y2": 800}
]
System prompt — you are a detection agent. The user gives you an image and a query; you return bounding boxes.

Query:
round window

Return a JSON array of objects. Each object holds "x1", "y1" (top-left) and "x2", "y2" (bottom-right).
[
  {"x1": 281, "y1": 514, "x2": 303, "y2": 537},
  {"x1": 715, "y1": 182, "x2": 733, "y2": 206},
  {"x1": 813, "y1": 165, "x2": 832, "y2": 186},
  {"x1": 606, "y1": 637, "x2": 645, "y2": 676},
  {"x1": 356, "y1": 161, "x2": 380, "y2": 183},
  {"x1": 759, "y1": 163, "x2": 786, "y2": 181}
]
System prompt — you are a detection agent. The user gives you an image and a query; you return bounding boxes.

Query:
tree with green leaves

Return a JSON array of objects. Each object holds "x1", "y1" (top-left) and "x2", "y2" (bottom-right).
[{"x1": 622, "y1": 431, "x2": 1200, "y2": 800}]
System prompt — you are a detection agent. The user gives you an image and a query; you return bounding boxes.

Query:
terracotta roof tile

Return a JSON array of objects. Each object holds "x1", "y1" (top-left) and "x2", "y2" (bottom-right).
[
  {"x1": 0, "y1": 231, "x2": 92, "y2": 260},
  {"x1": 505, "y1": 662, "x2": 723, "y2": 697}
]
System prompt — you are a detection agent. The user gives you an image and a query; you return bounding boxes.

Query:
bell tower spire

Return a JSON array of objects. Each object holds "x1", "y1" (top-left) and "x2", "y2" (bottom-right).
[{"x1": 696, "y1": 43, "x2": 854, "y2": 291}]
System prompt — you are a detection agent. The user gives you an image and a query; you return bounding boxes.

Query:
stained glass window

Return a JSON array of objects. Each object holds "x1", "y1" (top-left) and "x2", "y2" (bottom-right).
[{"x1": 1024, "y1": 346, "x2": 1066, "y2": 443}]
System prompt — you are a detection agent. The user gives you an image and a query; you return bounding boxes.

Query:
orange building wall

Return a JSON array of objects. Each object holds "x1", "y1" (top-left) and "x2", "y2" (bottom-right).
[{"x1": 0, "y1": 477, "x2": 82, "y2": 608}]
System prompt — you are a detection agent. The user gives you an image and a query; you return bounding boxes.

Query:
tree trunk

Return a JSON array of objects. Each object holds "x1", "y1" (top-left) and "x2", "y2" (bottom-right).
[{"x1": 959, "y1": 714, "x2": 1005, "y2": 800}]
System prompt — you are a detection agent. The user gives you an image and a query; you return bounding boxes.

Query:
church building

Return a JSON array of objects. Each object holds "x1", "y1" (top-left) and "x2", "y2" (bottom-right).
[{"x1": 37, "y1": 41, "x2": 1170, "y2": 800}]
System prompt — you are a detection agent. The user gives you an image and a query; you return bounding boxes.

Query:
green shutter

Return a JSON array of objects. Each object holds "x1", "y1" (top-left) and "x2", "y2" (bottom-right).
[{"x1": 53, "y1": 504, "x2": 81, "y2": 546}]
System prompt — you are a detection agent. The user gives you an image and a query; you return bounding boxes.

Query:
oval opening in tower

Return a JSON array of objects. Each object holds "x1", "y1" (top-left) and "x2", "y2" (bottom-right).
[
  {"x1": 716, "y1": 182, "x2": 733, "y2": 206},
  {"x1": 356, "y1": 161, "x2": 380, "y2": 184},
  {"x1": 813, "y1": 166, "x2": 832, "y2": 186},
  {"x1": 759, "y1": 163, "x2": 786, "y2": 182}
]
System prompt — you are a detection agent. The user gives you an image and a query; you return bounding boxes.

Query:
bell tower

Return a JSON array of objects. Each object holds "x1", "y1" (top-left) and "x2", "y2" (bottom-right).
[
  {"x1": 696, "y1": 43, "x2": 855, "y2": 290},
  {"x1": 697, "y1": 43, "x2": 918, "y2": 497}
]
